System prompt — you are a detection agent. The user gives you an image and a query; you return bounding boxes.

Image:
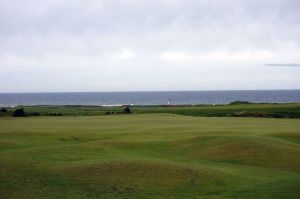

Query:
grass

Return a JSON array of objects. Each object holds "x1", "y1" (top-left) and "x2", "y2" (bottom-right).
[
  {"x1": 2, "y1": 103, "x2": 300, "y2": 118},
  {"x1": 0, "y1": 114, "x2": 300, "y2": 198}
]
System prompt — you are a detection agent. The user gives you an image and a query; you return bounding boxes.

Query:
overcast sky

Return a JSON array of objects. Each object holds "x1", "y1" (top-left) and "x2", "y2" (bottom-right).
[{"x1": 0, "y1": 0, "x2": 300, "y2": 92}]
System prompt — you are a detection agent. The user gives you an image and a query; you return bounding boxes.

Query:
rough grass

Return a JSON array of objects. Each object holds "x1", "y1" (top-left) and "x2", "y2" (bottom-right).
[
  {"x1": 0, "y1": 114, "x2": 300, "y2": 198},
  {"x1": 3, "y1": 103, "x2": 300, "y2": 118}
]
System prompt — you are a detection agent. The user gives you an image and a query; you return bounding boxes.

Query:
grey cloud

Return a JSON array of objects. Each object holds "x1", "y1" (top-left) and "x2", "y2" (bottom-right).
[
  {"x1": 0, "y1": 0, "x2": 300, "y2": 92},
  {"x1": 265, "y1": 63, "x2": 300, "y2": 67}
]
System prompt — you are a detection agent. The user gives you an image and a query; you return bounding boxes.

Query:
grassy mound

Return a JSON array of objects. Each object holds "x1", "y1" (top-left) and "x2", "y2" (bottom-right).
[
  {"x1": 171, "y1": 136, "x2": 300, "y2": 171},
  {"x1": 64, "y1": 161, "x2": 233, "y2": 198},
  {"x1": 0, "y1": 114, "x2": 300, "y2": 198}
]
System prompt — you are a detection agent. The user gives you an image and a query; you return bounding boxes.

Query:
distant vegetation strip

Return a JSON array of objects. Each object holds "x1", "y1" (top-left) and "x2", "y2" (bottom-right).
[{"x1": 1, "y1": 101, "x2": 300, "y2": 118}]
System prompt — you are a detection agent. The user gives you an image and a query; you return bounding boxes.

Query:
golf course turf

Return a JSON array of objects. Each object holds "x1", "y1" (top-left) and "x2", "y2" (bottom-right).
[{"x1": 0, "y1": 114, "x2": 300, "y2": 198}]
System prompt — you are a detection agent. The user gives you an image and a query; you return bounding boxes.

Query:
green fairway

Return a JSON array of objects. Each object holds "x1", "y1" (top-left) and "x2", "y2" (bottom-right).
[{"x1": 1, "y1": 114, "x2": 300, "y2": 198}]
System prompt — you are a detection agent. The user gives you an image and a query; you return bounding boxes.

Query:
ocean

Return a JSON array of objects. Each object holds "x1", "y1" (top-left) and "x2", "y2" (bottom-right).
[{"x1": 0, "y1": 90, "x2": 300, "y2": 107}]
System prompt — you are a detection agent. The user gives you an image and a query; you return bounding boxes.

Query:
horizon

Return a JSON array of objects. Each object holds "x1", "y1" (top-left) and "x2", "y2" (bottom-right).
[{"x1": 1, "y1": 88, "x2": 300, "y2": 94}]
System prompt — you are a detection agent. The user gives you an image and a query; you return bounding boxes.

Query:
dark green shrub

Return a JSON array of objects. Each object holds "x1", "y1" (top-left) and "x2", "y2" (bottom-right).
[
  {"x1": 123, "y1": 106, "x2": 131, "y2": 114},
  {"x1": 12, "y1": 108, "x2": 25, "y2": 117},
  {"x1": 29, "y1": 112, "x2": 40, "y2": 116},
  {"x1": 1, "y1": 108, "x2": 8, "y2": 112},
  {"x1": 229, "y1": 101, "x2": 252, "y2": 105}
]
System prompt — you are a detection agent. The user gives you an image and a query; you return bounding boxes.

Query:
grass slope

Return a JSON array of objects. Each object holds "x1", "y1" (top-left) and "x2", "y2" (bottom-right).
[{"x1": 0, "y1": 114, "x2": 300, "y2": 198}]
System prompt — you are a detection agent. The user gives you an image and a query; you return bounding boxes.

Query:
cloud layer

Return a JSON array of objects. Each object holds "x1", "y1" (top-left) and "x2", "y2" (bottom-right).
[{"x1": 0, "y1": 0, "x2": 300, "y2": 92}]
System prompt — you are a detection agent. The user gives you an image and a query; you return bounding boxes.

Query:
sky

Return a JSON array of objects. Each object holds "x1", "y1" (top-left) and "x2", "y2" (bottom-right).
[{"x1": 0, "y1": 0, "x2": 300, "y2": 92}]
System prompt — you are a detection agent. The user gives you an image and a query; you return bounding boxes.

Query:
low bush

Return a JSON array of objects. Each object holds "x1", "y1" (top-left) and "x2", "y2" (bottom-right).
[
  {"x1": 123, "y1": 106, "x2": 131, "y2": 114},
  {"x1": 229, "y1": 101, "x2": 252, "y2": 105},
  {"x1": 1, "y1": 108, "x2": 8, "y2": 112},
  {"x1": 12, "y1": 108, "x2": 25, "y2": 117}
]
